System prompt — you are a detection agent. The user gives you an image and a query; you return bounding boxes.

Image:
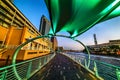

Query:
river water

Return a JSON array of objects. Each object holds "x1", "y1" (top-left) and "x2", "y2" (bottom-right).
[{"x1": 67, "y1": 52, "x2": 120, "y2": 67}]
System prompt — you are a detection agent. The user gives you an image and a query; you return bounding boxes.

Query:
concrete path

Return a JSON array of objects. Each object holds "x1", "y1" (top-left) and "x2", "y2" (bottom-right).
[{"x1": 29, "y1": 53, "x2": 99, "y2": 80}]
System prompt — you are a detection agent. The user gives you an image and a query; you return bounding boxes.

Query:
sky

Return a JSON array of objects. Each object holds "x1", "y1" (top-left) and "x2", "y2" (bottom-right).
[
  {"x1": 14, "y1": 0, "x2": 50, "y2": 28},
  {"x1": 14, "y1": 0, "x2": 120, "y2": 50}
]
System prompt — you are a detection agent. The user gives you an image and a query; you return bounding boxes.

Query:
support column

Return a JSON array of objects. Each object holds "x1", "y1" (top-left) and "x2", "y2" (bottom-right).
[
  {"x1": 5, "y1": 26, "x2": 15, "y2": 46},
  {"x1": 20, "y1": 26, "x2": 27, "y2": 43}
]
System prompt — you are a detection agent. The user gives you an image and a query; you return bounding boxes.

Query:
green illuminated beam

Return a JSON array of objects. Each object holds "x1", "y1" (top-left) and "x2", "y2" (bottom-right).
[
  {"x1": 101, "y1": 6, "x2": 120, "y2": 22},
  {"x1": 45, "y1": 0, "x2": 120, "y2": 37},
  {"x1": 72, "y1": 0, "x2": 120, "y2": 37}
]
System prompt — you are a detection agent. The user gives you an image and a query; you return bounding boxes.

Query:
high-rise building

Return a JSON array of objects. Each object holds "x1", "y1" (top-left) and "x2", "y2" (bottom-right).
[
  {"x1": 51, "y1": 37, "x2": 58, "y2": 51},
  {"x1": 93, "y1": 34, "x2": 98, "y2": 45},
  {"x1": 0, "y1": 0, "x2": 52, "y2": 60},
  {"x1": 39, "y1": 15, "x2": 51, "y2": 35}
]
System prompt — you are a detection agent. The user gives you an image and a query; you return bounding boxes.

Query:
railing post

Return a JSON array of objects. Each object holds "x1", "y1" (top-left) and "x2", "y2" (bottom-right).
[
  {"x1": 79, "y1": 58, "x2": 81, "y2": 63},
  {"x1": 2, "y1": 70, "x2": 7, "y2": 80},
  {"x1": 48, "y1": 54, "x2": 51, "y2": 61},
  {"x1": 45, "y1": 56, "x2": 47, "y2": 63},
  {"x1": 116, "y1": 69, "x2": 120, "y2": 80},
  {"x1": 46, "y1": 55, "x2": 48, "y2": 63},
  {"x1": 26, "y1": 61, "x2": 32, "y2": 78},
  {"x1": 94, "y1": 61, "x2": 99, "y2": 77},
  {"x1": 85, "y1": 59, "x2": 88, "y2": 69},
  {"x1": 43, "y1": 57, "x2": 46, "y2": 65},
  {"x1": 38, "y1": 58, "x2": 41, "y2": 69}
]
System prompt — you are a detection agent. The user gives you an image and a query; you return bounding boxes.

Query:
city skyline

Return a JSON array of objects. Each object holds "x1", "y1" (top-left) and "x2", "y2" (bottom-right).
[{"x1": 14, "y1": 0, "x2": 120, "y2": 50}]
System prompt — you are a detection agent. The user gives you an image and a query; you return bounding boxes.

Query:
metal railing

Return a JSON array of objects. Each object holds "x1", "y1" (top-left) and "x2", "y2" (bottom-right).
[
  {"x1": 63, "y1": 53, "x2": 120, "y2": 80},
  {"x1": 0, "y1": 53, "x2": 55, "y2": 80}
]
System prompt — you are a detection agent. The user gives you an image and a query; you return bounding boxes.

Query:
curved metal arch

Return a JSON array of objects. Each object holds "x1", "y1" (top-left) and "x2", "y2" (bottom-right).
[
  {"x1": 12, "y1": 35, "x2": 50, "y2": 80},
  {"x1": 12, "y1": 34, "x2": 91, "y2": 79},
  {"x1": 54, "y1": 34, "x2": 91, "y2": 68}
]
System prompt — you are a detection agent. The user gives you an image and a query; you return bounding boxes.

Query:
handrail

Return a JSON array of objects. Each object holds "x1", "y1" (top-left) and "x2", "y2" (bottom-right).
[
  {"x1": 64, "y1": 52, "x2": 120, "y2": 80},
  {"x1": 0, "y1": 53, "x2": 55, "y2": 80},
  {"x1": 12, "y1": 35, "x2": 51, "y2": 80},
  {"x1": 91, "y1": 59, "x2": 120, "y2": 69}
]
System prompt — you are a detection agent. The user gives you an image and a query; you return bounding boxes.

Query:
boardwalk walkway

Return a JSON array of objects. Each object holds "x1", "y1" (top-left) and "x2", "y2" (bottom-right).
[{"x1": 29, "y1": 53, "x2": 99, "y2": 80}]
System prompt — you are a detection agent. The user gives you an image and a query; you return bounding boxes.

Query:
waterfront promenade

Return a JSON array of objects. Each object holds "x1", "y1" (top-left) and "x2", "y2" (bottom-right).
[{"x1": 29, "y1": 53, "x2": 98, "y2": 80}]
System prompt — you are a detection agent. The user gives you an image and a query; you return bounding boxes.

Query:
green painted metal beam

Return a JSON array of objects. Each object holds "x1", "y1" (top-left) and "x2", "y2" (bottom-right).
[{"x1": 45, "y1": 0, "x2": 120, "y2": 37}]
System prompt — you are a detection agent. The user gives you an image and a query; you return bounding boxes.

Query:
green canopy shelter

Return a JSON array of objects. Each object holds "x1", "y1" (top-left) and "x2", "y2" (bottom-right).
[{"x1": 45, "y1": 0, "x2": 120, "y2": 37}]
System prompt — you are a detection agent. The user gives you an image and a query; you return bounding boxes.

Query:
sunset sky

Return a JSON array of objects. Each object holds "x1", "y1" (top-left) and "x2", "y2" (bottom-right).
[{"x1": 14, "y1": 0, "x2": 120, "y2": 50}]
